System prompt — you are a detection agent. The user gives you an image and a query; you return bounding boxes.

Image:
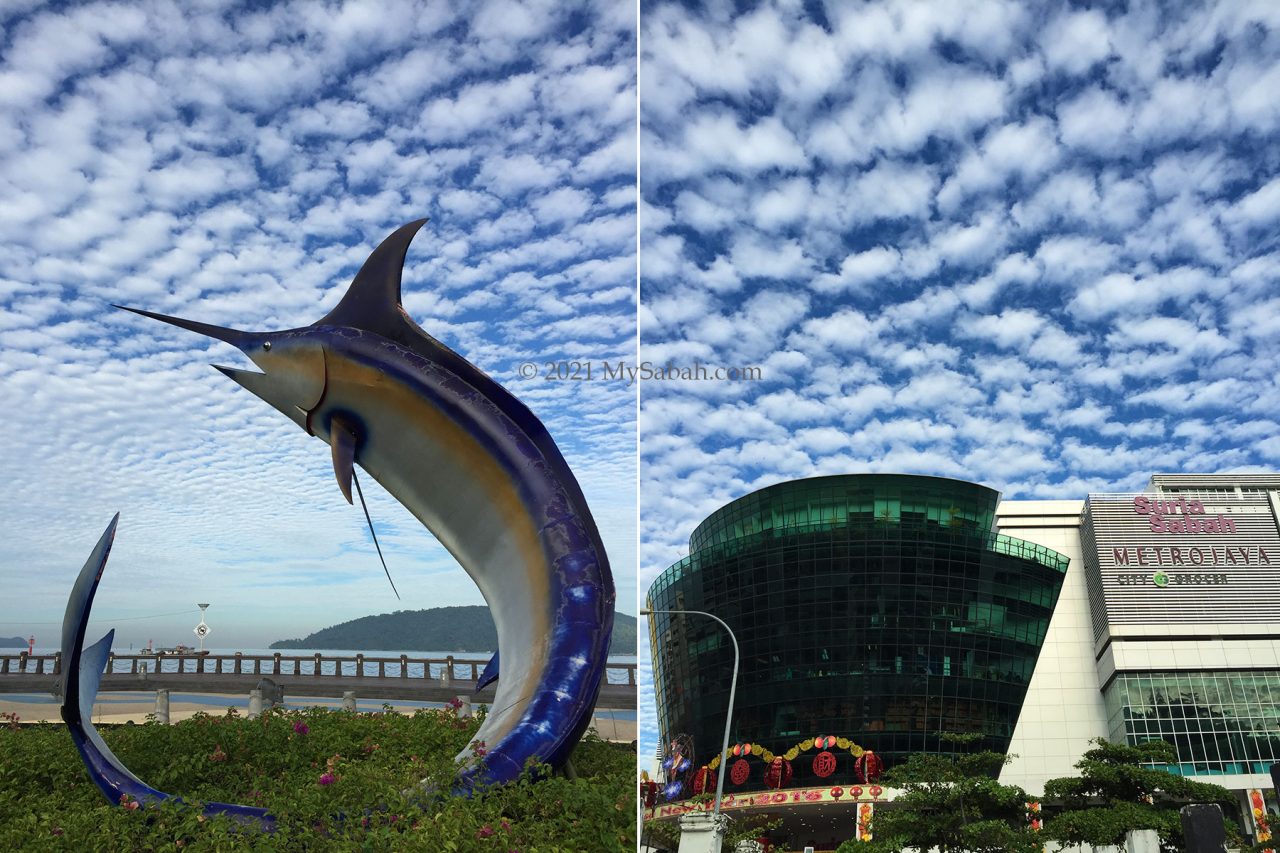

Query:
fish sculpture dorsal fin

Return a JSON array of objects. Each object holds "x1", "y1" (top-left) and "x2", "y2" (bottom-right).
[{"x1": 319, "y1": 218, "x2": 428, "y2": 338}]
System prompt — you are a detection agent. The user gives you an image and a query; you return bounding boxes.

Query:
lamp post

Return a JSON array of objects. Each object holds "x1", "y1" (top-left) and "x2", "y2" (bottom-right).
[{"x1": 642, "y1": 607, "x2": 740, "y2": 834}]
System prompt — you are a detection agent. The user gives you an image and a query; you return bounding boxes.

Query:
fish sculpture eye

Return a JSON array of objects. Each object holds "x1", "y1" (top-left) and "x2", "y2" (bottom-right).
[{"x1": 62, "y1": 219, "x2": 616, "y2": 829}]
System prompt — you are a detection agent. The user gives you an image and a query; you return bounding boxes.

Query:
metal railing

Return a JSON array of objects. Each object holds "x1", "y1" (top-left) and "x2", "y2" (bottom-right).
[{"x1": 0, "y1": 651, "x2": 637, "y2": 686}]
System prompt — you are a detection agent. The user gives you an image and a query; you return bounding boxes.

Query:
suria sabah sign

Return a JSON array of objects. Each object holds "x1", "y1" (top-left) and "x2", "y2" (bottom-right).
[{"x1": 1133, "y1": 495, "x2": 1237, "y2": 533}]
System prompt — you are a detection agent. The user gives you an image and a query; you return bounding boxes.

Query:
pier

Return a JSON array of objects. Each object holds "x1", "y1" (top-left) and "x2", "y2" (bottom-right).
[{"x1": 0, "y1": 651, "x2": 637, "y2": 710}]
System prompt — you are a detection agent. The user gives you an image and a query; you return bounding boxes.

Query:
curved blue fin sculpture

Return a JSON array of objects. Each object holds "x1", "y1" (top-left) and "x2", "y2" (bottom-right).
[
  {"x1": 114, "y1": 220, "x2": 615, "y2": 793},
  {"x1": 60, "y1": 515, "x2": 275, "y2": 827}
]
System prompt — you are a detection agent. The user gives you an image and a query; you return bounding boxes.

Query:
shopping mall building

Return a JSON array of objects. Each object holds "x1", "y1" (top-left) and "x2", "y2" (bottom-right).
[{"x1": 643, "y1": 472, "x2": 1280, "y2": 850}]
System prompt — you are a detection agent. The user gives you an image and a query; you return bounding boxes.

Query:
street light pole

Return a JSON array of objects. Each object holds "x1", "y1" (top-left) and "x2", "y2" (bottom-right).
[{"x1": 642, "y1": 607, "x2": 740, "y2": 826}]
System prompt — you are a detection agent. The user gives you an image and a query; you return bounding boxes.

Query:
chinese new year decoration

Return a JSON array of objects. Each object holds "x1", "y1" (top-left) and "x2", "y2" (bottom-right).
[
  {"x1": 858, "y1": 802, "x2": 874, "y2": 841},
  {"x1": 855, "y1": 749, "x2": 883, "y2": 783},
  {"x1": 1249, "y1": 789, "x2": 1274, "y2": 853},
  {"x1": 765, "y1": 756, "x2": 793, "y2": 789},
  {"x1": 703, "y1": 734, "x2": 870, "y2": 791},
  {"x1": 813, "y1": 749, "x2": 837, "y2": 778},
  {"x1": 692, "y1": 766, "x2": 711, "y2": 796}
]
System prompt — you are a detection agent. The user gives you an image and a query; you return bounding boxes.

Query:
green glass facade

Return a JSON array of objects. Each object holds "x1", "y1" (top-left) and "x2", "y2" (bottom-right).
[
  {"x1": 1106, "y1": 671, "x2": 1280, "y2": 775},
  {"x1": 647, "y1": 474, "x2": 1068, "y2": 790}
]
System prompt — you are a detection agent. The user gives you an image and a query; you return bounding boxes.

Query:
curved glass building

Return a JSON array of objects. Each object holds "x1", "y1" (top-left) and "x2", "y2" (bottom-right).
[{"x1": 646, "y1": 474, "x2": 1069, "y2": 790}]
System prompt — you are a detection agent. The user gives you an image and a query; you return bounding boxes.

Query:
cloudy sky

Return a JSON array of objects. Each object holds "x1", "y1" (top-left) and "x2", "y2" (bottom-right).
[
  {"x1": 0, "y1": 0, "x2": 636, "y2": 651},
  {"x1": 637, "y1": 0, "x2": 1280, "y2": 763}
]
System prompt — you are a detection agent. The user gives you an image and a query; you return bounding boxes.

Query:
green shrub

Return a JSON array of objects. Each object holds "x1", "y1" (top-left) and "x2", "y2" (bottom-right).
[{"x1": 0, "y1": 706, "x2": 634, "y2": 852}]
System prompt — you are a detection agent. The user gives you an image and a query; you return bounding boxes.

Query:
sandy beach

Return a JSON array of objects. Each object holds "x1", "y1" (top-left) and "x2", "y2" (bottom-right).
[{"x1": 0, "y1": 692, "x2": 637, "y2": 743}]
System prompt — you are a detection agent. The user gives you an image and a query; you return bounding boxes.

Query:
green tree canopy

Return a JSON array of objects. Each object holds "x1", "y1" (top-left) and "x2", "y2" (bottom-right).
[
  {"x1": 835, "y1": 735, "x2": 1043, "y2": 853},
  {"x1": 1042, "y1": 738, "x2": 1239, "y2": 853}
]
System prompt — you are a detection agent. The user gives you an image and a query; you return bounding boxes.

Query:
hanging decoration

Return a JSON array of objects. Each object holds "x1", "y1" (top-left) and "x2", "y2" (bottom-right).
[
  {"x1": 857, "y1": 802, "x2": 874, "y2": 842},
  {"x1": 1248, "y1": 789, "x2": 1274, "y2": 853},
  {"x1": 764, "y1": 756, "x2": 793, "y2": 789},
  {"x1": 1026, "y1": 801, "x2": 1042, "y2": 832},
  {"x1": 704, "y1": 735, "x2": 869, "y2": 792},
  {"x1": 855, "y1": 749, "x2": 884, "y2": 783},
  {"x1": 692, "y1": 766, "x2": 711, "y2": 796}
]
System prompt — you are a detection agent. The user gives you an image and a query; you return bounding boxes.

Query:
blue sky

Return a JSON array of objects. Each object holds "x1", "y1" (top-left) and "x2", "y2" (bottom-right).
[
  {"x1": 0, "y1": 1, "x2": 636, "y2": 650},
  {"x1": 637, "y1": 0, "x2": 1280, "y2": 765}
]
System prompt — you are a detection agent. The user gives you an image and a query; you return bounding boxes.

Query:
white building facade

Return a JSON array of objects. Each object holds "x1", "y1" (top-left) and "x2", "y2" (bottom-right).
[{"x1": 1000, "y1": 472, "x2": 1280, "y2": 834}]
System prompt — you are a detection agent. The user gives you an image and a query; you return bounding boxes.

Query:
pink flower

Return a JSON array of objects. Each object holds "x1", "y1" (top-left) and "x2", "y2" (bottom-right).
[
  {"x1": 294, "y1": 721, "x2": 310, "y2": 735},
  {"x1": 477, "y1": 825, "x2": 495, "y2": 839},
  {"x1": 318, "y1": 771, "x2": 336, "y2": 786},
  {"x1": 210, "y1": 745, "x2": 227, "y2": 762},
  {"x1": 470, "y1": 739, "x2": 488, "y2": 757}
]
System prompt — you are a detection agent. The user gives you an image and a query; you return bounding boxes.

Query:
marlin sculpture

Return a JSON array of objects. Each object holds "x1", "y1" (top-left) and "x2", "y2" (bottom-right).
[{"x1": 62, "y1": 220, "x2": 615, "y2": 817}]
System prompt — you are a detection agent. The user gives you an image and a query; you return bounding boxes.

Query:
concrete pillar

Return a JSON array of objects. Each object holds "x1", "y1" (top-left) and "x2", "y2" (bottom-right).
[
  {"x1": 248, "y1": 688, "x2": 263, "y2": 720},
  {"x1": 442, "y1": 656, "x2": 453, "y2": 688},
  {"x1": 153, "y1": 688, "x2": 170, "y2": 724},
  {"x1": 342, "y1": 691, "x2": 357, "y2": 712},
  {"x1": 677, "y1": 813, "x2": 729, "y2": 853},
  {"x1": 1125, "y1": 828, "x2": 1161, "y2": 853},
  {"x1": 455, "y1": 695, "x2": 472, "y2": 718}
]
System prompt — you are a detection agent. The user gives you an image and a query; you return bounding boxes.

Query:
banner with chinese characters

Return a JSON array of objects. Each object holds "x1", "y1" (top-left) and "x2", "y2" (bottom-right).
[
  {"x1": 643, "y1": 783, "x2": 888, "y2": 821},
  {"x1": 1027, "y1": 800, "x2": 1044, "y2": 853},
  {"x1": 857, "y1": 802, "x2": 873, "y2": 842},
  {"x1": 1249, "y1": 789, "x2": 1274, "y2": 853}
]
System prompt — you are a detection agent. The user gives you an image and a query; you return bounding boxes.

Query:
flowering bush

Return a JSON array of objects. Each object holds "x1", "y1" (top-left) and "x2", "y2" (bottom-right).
[{"x1": 0, "y1": 705, "x2": 634, "y2": 851}]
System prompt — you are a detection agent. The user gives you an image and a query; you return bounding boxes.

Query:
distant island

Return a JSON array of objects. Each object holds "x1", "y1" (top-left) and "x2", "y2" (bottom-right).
[
  {"x1": 0, "y1": 636, "x2": 26, "y2": 648},
  {"x1": 270, "y1": 606, "x2": 637, "y2": 655}
]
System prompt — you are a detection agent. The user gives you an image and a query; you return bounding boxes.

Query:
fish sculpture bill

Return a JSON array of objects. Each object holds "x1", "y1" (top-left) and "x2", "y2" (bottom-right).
[
  {"x1": 117, "y1": 219, "x2": 616, "y2": 793},
  {"x1": 60, "y1": 514, "x2": 275, "y2": 827}
]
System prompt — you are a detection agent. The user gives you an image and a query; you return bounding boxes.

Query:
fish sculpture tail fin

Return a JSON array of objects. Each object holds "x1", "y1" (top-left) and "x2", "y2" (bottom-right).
[{"x1": 60, "y1": 516, "x2": 276, "y2": 829}]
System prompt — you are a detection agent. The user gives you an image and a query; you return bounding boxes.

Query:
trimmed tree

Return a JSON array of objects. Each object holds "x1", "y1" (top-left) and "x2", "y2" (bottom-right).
[
  {"x1": 835, "y1": 736, "x2": 1043, "y2": 853},
  {"x1": 1043, "y1": 738, "x2": 1241, "y2": 852}
]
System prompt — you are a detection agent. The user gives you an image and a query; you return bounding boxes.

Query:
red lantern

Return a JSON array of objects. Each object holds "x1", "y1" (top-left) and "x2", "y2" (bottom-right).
[
  {"x1": 692, "y1": 766, "x2": 710, "y2": 796},
  {"x1": 765, "y1": 756, "x2": 793, "y2": 789},
  {"x1": 732, "y1": 744, "x2": 742, "y2": 757},
  {"x1": 870, "y1": 784, "x2": 883, "y2": 799},
  {"x1": 856, "y1": 750, "x2": 884, "y2": 783},
  {"x1": 730, "y1": 759, "x2": 750, "y2": 786},
  {"x1": 850, "y1": 785, "x2": 863, "y2": 798},
  {"x1": 812, "y1": 750, "x2": 837, "y2": 778},
  {"x1": 830, "y1": 786, "x2": 844, "y2": 799},
  {"x1": 744, "y1": 743, "x2": 752, "y2": 756}
]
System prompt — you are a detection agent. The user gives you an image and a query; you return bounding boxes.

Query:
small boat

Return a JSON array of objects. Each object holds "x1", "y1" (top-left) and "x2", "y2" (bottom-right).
[{"x1": 154, "y1": 644, "x2": 209, "y2": 655}]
